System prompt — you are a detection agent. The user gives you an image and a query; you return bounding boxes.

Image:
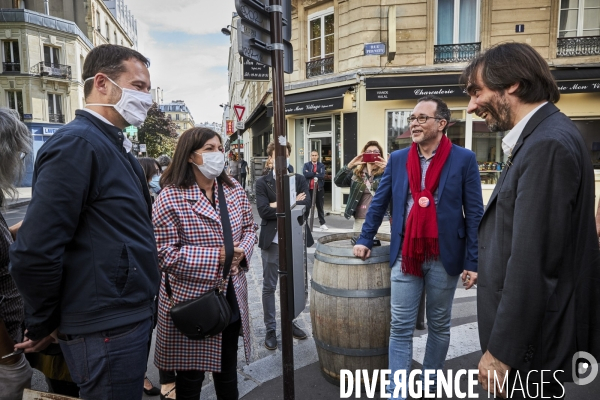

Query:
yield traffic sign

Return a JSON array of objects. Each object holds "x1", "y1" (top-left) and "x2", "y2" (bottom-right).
[{"x1": 234, "y1": 105, "x2": 246, "y2": 121}]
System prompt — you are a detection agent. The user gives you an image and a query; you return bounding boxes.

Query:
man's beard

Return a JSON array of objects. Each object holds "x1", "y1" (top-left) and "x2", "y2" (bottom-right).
[{"x1": 481, "y1": 93, "x2": 513, "y2": 132}]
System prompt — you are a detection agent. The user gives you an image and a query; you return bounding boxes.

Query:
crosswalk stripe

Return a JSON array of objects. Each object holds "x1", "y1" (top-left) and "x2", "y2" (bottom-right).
[{"x1": 412, "y1": 322, "x2": 480, "y2": 364}]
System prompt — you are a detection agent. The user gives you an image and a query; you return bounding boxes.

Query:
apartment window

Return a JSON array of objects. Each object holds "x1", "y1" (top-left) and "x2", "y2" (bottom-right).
[
  {"x1": 48, "y1": 94, "x2": 64, "y2": 123},
  {"x1": 307, "y1": 9, "x2": 334, "y2": 78},
  {"x1": 96, "y1": 11, "x2": 101, "y2": 30},
  {"x1": 435, "y1": 0, "x2": 481, "y2": 63},
  {"x1": 559, "y1": 0, "x2": 600, "y2": 37},
  {"x1": 43, "y1": 46, "x2": 60, "y2": 67},
  {"x1": 7, "y1": 90, "x2": 24, "y2": 120},
  {"x1": 176, "y1": 114, "x2": 180, "y2": 121},
  {"x1": 106, "y1": 23, "x2": 110, "y2": 40},
  {"x1": 2, "y1": 41, "x2": 20, "y2": 72},
  {"x1": 114, "y1": 32, "x2": 118, "y2": 45}
]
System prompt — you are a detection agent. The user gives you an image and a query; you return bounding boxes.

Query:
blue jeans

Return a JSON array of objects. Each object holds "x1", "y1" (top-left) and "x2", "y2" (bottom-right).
[
  {"x1": 387, "y1": 257, "x2": 459, "y2": 399},
  {"x1": 59, "y1": 318, "x2": 152, "y2": 400}
]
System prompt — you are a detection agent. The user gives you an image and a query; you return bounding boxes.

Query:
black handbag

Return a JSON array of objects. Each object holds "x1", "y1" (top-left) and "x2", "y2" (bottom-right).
[{"x1": 164, "y1": 180, "x2": 234, "y2": 340}]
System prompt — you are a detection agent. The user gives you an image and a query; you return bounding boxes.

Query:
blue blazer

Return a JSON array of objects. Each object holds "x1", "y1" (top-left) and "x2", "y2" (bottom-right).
[{"x1": 357, "y1": 144, "x2": 483, "y2": 276}]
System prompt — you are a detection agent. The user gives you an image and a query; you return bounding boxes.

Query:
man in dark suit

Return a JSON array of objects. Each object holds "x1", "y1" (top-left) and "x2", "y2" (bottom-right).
[
  {"x1": 303, "y1": 151, "x2": 327, "y2": 230},
  {"x1": 353, "y1": 95, "x2": 483, "y2": 398},
  {"x1": 256, "y1": 141, "x2": 313, "y2": 350},
  {"x1": 462, "y1": 43, "x2": 600, "y2": 398}
]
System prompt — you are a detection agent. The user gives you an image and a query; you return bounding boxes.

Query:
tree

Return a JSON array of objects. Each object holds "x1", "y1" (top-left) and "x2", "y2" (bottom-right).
[{"x1": 137, "y1": 103, "x2": 179, "y2": 158}]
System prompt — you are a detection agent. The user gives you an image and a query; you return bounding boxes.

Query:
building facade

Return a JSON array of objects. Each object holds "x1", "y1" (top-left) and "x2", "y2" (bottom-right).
[
  {"x1": 229, "y1": 0, "x2": 600, "y2": 213},
  {"x1": 160, "y1": 100, "x2": 196, "y2": 136},
  {"x1": 0, "y1": 1, "x2": 139, "y2": 184}
]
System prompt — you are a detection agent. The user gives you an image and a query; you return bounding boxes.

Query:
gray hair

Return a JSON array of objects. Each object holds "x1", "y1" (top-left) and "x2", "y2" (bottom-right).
[{"x1": 0, "y1": 108, "x2": 32, "y2": 206}]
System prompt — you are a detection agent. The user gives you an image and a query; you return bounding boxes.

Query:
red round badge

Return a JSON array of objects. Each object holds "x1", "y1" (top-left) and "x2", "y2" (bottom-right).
[{"x1": 418, "y1": 197, "x2": 430, "y2": 208}]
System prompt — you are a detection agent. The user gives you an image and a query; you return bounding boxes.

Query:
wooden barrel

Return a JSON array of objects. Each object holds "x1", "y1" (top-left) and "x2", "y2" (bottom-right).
[{"x1": 310, "y1": 233, "x2": 391, "y2": 386}]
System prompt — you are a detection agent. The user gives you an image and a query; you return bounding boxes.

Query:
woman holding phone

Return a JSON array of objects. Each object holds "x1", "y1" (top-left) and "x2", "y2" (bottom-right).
[{"x1": 334, "y1": 140, "x2": 390, "y2": 233}]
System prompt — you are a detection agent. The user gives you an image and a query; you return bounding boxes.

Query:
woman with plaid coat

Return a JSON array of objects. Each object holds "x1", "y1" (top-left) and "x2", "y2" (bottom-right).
[{"x1": 152, "y1": 127, "x2": 256, "y2": 400}]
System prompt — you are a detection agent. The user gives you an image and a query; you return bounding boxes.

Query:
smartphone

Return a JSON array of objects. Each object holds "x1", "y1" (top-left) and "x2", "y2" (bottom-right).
[{"x1": 362, "y1": 153, "x2": 380, "y2": 163}]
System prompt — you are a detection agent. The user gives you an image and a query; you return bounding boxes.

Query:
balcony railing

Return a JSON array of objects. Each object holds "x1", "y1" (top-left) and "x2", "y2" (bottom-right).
[
  {"x1": 33, "y1": 61, "x2": 72, "y2": 80},
  {"x1": 306, "y1": 56, "x2": 334, "y2": 79},
  {"x1": 49, "y1": 113, "x2": 65, "y2": 123},
  {"x1": 557, "y1": 36, "x2": 600, "y2": 57},
  {"x1": 434, "y1": 42, "x2": 481, "y2": 64},
  {"x1": 2, "y1": 62, "x2": 20, "y2": 72}
]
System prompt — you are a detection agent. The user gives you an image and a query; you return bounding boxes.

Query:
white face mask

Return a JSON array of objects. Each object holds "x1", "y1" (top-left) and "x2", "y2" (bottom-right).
[
  {"x1": 85, "y1": 75, "x2": 153, "y2": 127},
  {"x1": 192, "y1": 151, "x2": 225, "y2": 180}
]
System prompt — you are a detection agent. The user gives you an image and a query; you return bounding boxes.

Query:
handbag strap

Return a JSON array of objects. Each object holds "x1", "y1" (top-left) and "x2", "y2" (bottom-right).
[{"x1": 165, "y1": 179, "x2": 235, "y2": 301}]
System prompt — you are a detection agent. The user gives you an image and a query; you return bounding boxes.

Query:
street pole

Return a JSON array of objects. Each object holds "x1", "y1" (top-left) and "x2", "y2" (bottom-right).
[{"x1": 270, "y1": 0, "x2": 294, "y2": 399}]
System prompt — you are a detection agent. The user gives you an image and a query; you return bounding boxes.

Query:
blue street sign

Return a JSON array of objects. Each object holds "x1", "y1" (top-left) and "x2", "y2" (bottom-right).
[{"x1": 364, "y1": 42, "x2": 386, "y2": 56}]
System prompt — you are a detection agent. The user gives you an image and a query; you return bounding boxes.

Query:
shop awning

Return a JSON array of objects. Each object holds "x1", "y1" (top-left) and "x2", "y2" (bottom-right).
[
  {"x1": 266, "y1": 86, "x2": 351, "y2": 116},
  {"x1": 366, "y1": 68, "x2": 600, "y2": 101}
]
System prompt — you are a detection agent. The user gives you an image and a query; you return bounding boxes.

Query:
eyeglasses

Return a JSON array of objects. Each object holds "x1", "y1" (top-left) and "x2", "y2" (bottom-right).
[{"x1": 407, "y1": 115, "x2": 442, "y2": 124}]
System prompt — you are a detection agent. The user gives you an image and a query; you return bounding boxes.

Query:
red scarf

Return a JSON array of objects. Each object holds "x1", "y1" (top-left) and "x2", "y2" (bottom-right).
[{"x1": 401, "y1": 135, "x2": 452, "y2": 277}]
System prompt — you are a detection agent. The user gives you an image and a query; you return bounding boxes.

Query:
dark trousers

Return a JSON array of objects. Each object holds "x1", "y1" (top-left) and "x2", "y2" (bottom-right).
[
  {"x1": 240, "y1": 174, "x2": 247, "y2": 189},
  {"x1": 59, "y1": 318, "x2": 152, "y2": 400},
  {"x1": 308, "y1": 188, "x2": 326, "y2": 225},
  {"x1": 175, "y1": 319, "x2": 241, "y2": 400}
]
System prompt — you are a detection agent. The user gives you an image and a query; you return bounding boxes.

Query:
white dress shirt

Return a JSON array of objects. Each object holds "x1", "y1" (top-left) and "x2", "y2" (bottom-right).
[
  {"x1": 81, "y1": 108, "x2": 132, "y2": 153},
  {"x1": 501, "y1": 102, "x2": 547, "y2": 156}
]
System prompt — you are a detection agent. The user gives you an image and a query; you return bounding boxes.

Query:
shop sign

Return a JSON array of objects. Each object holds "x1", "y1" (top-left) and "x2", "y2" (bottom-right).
[
  {"x1": 284, "y1": 97, "x2": 344, "y2": 115},
  {"x1": 366, "y1": 86, "x2": 467, "y2": 101},
  {"x1": 364, "y1": 42, "x2": 386, "y2": 56},
  {"x1": 140, "y1": 144, "x2": 147, "y2": 152},
  {"x1": 243, "y1": 58, "x2": 269, "y2": 81},
  {"x1": 232, "y1": 143, "x2": 245, "y2": 149},
  {"x1": 23, "y1": 114, "x2": 33, "y2": 120},
  {"x1": 226, "y1": 120, "x2": 234, "y2": 136},
  {"x1": 556, "y1": 80, "x2": 600, "y2": 94},
  {"x1": 43, "y1": 127, "x2": 59, "y2": 135}
]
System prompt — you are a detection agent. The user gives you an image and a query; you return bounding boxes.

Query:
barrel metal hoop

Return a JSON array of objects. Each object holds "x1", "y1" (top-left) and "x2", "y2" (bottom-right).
[
  {"x1": 311, "y1": 280, "x2": 390, "y2": 298},
  {"x1": 314, "y1": 252, "x2": 389, "y2": 265},
  {"x1": 314, "y1": 338, "x2": 388, "y2": 357}
]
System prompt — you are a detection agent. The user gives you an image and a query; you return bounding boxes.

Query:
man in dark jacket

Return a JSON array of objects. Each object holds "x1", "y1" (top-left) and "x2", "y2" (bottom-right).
[
  {"x1": 10, "y1": 45, "x2": 159, "y2": 400},
  {"x1": 303, "y1": 151, "x2": 327, "y2": 230},
  {"x1": 463, "y1": 43, "x2": 600, "y2": 398},
  {"x1": 256, "y1": 141, "x2": 313, "y2": 350}
]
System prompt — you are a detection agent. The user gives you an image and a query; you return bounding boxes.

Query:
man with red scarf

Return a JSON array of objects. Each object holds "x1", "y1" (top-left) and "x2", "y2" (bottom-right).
[{"x1": 353, "y1": 95, "x2": 483, "y2": 398}]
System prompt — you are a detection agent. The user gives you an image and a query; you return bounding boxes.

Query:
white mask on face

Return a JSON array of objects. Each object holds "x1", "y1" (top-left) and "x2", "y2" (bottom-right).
[
  {"x1": 85, "y1": 75, "x2": 153, "y2": 127},
  {"x1": 192, "y1": 151, "x2": 225, "y2": 180}
]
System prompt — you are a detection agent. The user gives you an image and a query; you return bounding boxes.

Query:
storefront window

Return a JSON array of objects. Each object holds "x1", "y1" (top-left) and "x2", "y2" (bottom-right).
[
  {"x1": 472, "y1": 120, "x2": 506, "y2": 185},
  {"x1": 295, "y1": 118, "x2": 305, "y2": 171},
  {"x1": 447, "y1": 109, "x2": 466, "y2": 148},
  {"x1": 387, "y1": 110, "x2": 412, "y2": 155},
  {"x1": 573, "y1": 120, "x2": 600, "y2": 169},
  {"x1": 335, "y1": 115, "x2": 341, "y2": 175}
]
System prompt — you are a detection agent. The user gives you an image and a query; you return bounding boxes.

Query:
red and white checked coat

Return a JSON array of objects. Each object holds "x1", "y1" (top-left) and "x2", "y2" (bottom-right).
[{"x1": 152, "y1": 180, "x2": 256, "y2": 371}]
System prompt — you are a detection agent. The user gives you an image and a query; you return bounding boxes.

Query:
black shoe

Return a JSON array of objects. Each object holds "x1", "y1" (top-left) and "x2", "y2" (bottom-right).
[
  {"x1": 292, "y1": 322, "x2": 307, "y2": 340},
  {"x1": 264, "y1": 330, "x2": 277, "y2": 350},
  {"x1": 143, "y1": 376, "x2": 161, "y2": 396}
]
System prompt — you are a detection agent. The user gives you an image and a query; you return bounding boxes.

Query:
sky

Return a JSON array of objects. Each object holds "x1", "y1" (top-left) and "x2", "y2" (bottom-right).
[{"x1": 124, "y1": 0, "x2": 237, "y2": 125}]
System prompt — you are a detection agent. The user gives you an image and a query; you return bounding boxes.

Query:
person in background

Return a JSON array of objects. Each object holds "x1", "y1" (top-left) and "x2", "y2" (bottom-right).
[
  {"x1": 0, "y1": 107, "x2": 33, "y2": 400},
  {"x1": 157, "y1": 155, "x2": 171, "y2": 172},
  {"x1": 239, "y1": 154, "x2": 249, "y2": 190},
  {"x1": 353, "y1": 95, "x2": 483, "y2": 399},
  {"x1": 228, "y1": 156, "x2": 239, "y2": 182},
  {"x1": 334, "y1": 140, "x2": 390, "y2": 233},
  {"x1": 153, "y1": 127, "x2": 256, "y2": 400},
  {"x1": 303, "y1": 151, "x2": 328, "y2": 230},
  {"x1": 262, "y1": 157, "x2": 273, "y2": 176},
  {"x1": 10, "y1": 44, "x2": 160, "y2": 400},
  {"x1": 255, "y1": 141, "x2": 311, "y2": 350},
  {"x1": 149, "y1": 159, "x2": 163, "y2": 197}
]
